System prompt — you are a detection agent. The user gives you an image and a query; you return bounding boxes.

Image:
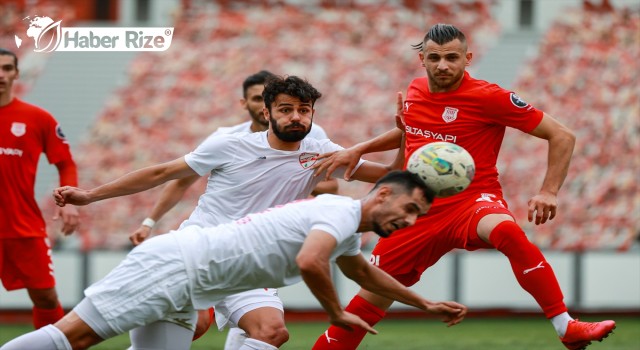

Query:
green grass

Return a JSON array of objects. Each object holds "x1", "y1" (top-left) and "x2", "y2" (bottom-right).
[{"x1": 1, "y1": 316, "x2": 638, "y2": 349}]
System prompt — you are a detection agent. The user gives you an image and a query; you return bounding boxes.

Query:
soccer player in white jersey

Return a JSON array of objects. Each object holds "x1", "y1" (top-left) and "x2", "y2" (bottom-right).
[
  {"x1": 127, "y1": 71, "x2": 337, "y2": 347},
  {"x1": 4, "y1": 171, "x2": 468, "y2": 350},
  {"x1": 48, "y1": 76, "x2": 402, "y2": 349}
]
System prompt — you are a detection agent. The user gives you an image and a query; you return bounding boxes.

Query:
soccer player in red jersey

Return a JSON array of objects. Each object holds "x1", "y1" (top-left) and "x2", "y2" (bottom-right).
[
  {"x1": 311, "y1": 24, "x2": 615, "y2": 350},
  {"x1": 0, "y1": 48, "x2": 79, "y2": 329}
]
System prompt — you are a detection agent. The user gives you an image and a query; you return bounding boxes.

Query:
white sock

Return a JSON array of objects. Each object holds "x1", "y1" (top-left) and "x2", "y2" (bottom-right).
[
  {"x1": 224, "y1": 327, "x2": 248, "y2": 350},
  {"x1": 0, "y1": 325, "x2": 72, "y2": 350},
  {"x1": 238, "y1": 338, "x2": 278, "y2": 350},
  {"x1": 551, "y1": 312, "x2": 574, "y2": 337}
]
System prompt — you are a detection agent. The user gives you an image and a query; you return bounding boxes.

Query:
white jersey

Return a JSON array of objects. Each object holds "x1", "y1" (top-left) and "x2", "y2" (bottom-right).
[
  {"x1": 214, "y1": 120, "x2": 329, "y2": 139},
  {"x1": 180, "y1": 131, "x2": 363, "y2": 229},
  {"x1": 175, "y1": 194, "x2": 362, "y2": 309}
]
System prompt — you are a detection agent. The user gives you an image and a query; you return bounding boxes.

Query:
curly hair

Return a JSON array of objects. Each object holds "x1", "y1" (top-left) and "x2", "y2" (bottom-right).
[{"x1": 262, "y1": 75, "x2": 322, "y2": 112}]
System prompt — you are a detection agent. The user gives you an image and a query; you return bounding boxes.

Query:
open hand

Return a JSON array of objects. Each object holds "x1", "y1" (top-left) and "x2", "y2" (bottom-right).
[
  {"x1": 52, "y1": 205, "x2": 79, "y2": 235},
  {"x1": 329, "y1": 311, "x2": 378, "y2": 335},
  {"x1": 527, "y1": 191, "x2": 557, "y2": 225},
  {"x1": 312, "y1": 148, "x2": 362, "y2": 181}
]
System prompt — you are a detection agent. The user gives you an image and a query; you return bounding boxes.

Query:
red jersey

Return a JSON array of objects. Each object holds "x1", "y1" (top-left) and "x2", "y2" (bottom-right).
[
  {"x1": 403, "y1": 72, "x2": 543, "y2": 209},
  {"x1": 0, "y1": 98, "x2": 74, "y2": 238}
]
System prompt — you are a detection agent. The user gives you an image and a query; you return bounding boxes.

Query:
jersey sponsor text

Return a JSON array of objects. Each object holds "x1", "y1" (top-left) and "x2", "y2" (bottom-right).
[
  {"x1": 405, "y1": 125, "x2": 457, "y2": 143},
  {"x1": 0, "y1": 147, "x2": 24, "y2": 157}
]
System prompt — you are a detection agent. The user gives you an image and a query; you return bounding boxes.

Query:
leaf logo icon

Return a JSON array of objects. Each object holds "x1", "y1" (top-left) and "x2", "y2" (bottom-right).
[{"x1": 35, "y1": 20, "x2": 62, "y2": 53}]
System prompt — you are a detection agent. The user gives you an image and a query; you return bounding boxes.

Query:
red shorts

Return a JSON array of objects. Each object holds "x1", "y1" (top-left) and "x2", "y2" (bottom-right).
[
  {"x1": 370, "y1": 192, "x2": 514, "y2": 286},
  {"x1": 0, "y1": 237, "x2": 56, "y2": 291}
]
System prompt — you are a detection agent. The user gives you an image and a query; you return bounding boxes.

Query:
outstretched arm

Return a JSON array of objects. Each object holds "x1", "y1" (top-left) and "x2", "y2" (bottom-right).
[
  {"x1": 53, "y1": 158, "x2": 198, "y2": 207},
  {"x1": 527, "y1": 112, "x2": 576, "y2": 225},
  {"x1": 313, "y1": 92, "x2": 406, "y2": 181},
  {"x1": 336, "y1": 254, "x2": 467, "y2": 327},
  {"x1": 129, "y1": 173, "x2": 201, "y2": 245},
  {"x1": 297, "y1": 231, "x2": 379, "y2": 334}
]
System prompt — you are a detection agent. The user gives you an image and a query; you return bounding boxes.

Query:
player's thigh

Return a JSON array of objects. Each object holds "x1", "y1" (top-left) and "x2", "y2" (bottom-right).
[
  {"x1": 0, "y1": 237, "x2": 55, "y2": 290},
  {"x1": 371, "y1": 212, "x2": 465, "y2": 286},
  {"x1": 130, "y1": 321, "x2": 194, "y2": 350},
  {"x1": 214, "y1": 288, "x2": 284, "y2": 330},
  {"x1": 84, "y1": 235, "x2": 196, "y2": 335},
  {"x1": 466, "y1": 194, "x2": 515, "y2": 247}
]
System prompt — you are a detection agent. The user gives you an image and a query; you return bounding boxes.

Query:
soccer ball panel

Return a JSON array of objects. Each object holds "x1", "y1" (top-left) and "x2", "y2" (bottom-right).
[{"x1": 407, "y1": 142, "x2": 476, "y2": 198}]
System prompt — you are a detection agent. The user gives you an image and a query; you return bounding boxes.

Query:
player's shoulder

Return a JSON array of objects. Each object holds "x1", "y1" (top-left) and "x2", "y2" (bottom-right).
[
  {"x1": 307, "y1": 123, "x2": 329, "y2": 139},
  {"x1": 8, "y1": 98, "x2": 55, "y2": 119},
  {"x1": 214, "y1": 121, "x2": 252, "y2": 135},
  {"x1": 464, "y1": 73, "x2": 508, "y2": 97},
  {"x1": 300, "y1": 134, "x2": 336, "y2": 150},
  {"x1": 312, "y1": 194, "x2": 358, "y2": 209},
  {"x1": 198, "y1": 129, "x2": 257, "y2": 150}
]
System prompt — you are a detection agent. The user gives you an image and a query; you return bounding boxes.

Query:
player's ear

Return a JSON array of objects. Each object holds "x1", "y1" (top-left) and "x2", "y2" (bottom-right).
[
  {"x1": 375, "y1": 185, "x2": 393, "y2": 203},
  {"x1": 465, "y1": 52, "x2": 473, "y2": 66},
  {"x1": 263, "y1": 107, "x2": 270, "y2": 119},
  {"x1": 240, "y1": 98, "x2": 248, "y2": 109}
]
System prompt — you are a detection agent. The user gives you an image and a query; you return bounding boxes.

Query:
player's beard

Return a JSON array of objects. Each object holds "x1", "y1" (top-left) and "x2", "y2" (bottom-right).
[
  {"x1": 250, "y1": 108, "x2": 269, "y2": 127},
  {"x1": 427, "y1": 69, "x2": 464, "y2": 91},
  {"x1": 372, "y1": 222, "x2": 391, "y2": 238},
  {"x1": 270, "y1": 116, "x2": 312, "y2": 142}
]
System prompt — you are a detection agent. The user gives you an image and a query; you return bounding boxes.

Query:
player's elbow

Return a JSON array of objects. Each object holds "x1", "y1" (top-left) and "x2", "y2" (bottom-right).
[{"x1": 296, "y1": 254, "x2": 322, "y2": 273}]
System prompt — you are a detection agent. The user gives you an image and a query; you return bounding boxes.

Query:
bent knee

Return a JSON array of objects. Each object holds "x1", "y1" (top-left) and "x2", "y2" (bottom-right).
[{"x1": 249, "y1": 324, "x2": 289, "y2": 347}]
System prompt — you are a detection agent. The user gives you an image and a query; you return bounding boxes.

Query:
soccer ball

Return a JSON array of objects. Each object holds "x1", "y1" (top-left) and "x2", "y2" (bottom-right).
[{"x1": 406, "y1": 142, "x2": 475, "y2": 198}]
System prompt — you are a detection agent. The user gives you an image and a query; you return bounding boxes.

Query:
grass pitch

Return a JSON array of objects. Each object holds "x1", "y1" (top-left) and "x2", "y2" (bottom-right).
[{"x1": 0, "y1": 316, "x2": 638, "y2": 349}]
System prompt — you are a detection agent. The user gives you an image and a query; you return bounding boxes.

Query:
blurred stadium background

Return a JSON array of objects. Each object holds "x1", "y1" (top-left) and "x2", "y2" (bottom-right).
[{"x1": 0, "y1": 0, "x2": 639, "y2": 345}]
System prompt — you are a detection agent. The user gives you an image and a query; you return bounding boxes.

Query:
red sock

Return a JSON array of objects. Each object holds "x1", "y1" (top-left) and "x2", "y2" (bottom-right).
[
  {"x1": 489, "y1": 221, "x2": 567, "y2": 318},
  {"x1": 312, "y1": 295, "x2": 385, "y2": 350},
  {"x1": 192, "y1": 307, "x2": 215, "y2": 341},
  {"x1": 32, "y1": 303, "x2": 64, "y2": 329}
]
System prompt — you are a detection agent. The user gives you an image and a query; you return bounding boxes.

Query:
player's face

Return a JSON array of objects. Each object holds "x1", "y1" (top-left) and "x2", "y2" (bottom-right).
[
  {"x1": 242, "y1": 84, "x2": 269, "y2": 127},
  {"x1": 0, "y1": 55, "x2": 19, "y2": 96},
  {"x1": 372, "y1": 187, "x2": 430, "y2": 238},
  {"x1": 419, "y1": 39, "x2": 472, "y2": 93},
  {"x1": 266, "y1": 94, "x2": 313, "y2": 142}
]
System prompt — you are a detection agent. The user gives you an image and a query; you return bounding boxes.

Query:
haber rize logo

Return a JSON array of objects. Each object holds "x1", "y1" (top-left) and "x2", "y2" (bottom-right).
[{"x1": 15, "y1": 15, "x2": 174, "y2": 52}]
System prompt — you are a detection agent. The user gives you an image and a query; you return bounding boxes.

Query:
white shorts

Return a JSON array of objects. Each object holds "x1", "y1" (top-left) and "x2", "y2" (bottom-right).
[
  {"x1": 82, "y1": 234, "x2": 198, "y2": 335},
  {"x1": 213, "y1": 288, "x2": 283, "y2": 330}
]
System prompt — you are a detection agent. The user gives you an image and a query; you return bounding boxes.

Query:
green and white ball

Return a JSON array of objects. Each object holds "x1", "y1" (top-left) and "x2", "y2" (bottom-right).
[{"x1": 407, "y1": 142, "x2": 476, "y2": 198}]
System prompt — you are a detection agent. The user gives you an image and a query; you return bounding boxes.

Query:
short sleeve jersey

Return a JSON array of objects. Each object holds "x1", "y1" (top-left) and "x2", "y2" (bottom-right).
[
  {"x1": 175, "y1": 194, "x2": 362, "y2": 309},
  {"x1": 403, "y1": 72, "x2": 543, "y2": 208},
  {"x1": 0, "y1": 98, "x2": 74, "y2": 238},
  {"x1": 181, "y1": 131, "x2": 364, "y2": 228}
]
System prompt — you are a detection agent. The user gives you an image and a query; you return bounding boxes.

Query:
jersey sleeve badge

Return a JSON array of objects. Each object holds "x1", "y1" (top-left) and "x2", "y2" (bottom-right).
[
  {"x1": 510, "y1": 93, "x2": 529, "y2": 108},
  {"x1": 55, "y1": 124, "x2": 68, "y2": 140}
]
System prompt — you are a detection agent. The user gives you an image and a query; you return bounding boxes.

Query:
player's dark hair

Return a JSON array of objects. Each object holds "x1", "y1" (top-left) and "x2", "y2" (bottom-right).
[
  {"x1": 0, "y1": 48, "x2": 18, "y2": 69},
  {"x1": 372, "y1": 171, "x2": 435, "y2": 204},
  {"x1": 412, "y1": 23, "x2": 467, "y2": 52},
  {"x1": 242, "y1": 70, "x2": 275, "y2": 98},
  {"x1": 262, "y1": 75, "x2": 322, "y2": 113}
]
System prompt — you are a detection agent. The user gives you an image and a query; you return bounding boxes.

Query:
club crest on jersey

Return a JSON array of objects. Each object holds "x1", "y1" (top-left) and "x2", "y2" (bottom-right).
[
  {"x1": 10, "y1": 122, "x2": 26, "y2": 137},
  {"x1": 442, "y1": 107, "x2": 458, "y2": 123},
  {"x1": 299, "y1": 152, "x2": 319, "y2": 169},
  {"x1": 510, "y1": 93, "x2": 529, "y2": 108}
]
